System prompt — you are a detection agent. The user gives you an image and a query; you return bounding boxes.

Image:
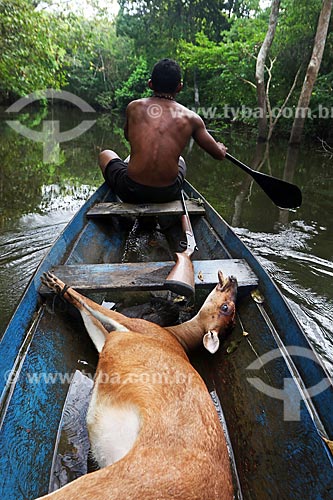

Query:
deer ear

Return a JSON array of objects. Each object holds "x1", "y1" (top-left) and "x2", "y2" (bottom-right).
[
  {"x1": 203, "y1": 331, "x2": 220, "y2": 354},
  {"x1": 217, "y1": 270, "x2": 225, "y2": 290}
]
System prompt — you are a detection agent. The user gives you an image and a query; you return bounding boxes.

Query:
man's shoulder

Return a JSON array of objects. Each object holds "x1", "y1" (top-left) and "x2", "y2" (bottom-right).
[
  {"x1": 127, "y1": 98, "x2": 150, "y2": 108},
  {"x1": 172, "y1": 102, "x2": 202, "y2": 121},
  {"x1": 173, "y1": 101, "x2": 193, "y2": 113},
  {"x1": 176, "y1": 103, "x2": 204, "y2": 127},
  {"x1": 126, "y1": 98, "x2": 151, "y2": 116}
]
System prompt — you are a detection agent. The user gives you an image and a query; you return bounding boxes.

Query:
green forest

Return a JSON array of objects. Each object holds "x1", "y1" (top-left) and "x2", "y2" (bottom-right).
[{"x1": 1, "y1": 0, "x2": 332, "y2": 142}]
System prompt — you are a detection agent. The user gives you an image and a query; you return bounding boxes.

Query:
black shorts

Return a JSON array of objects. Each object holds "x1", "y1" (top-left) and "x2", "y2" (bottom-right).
[{"x1": 104, "y1": 158, "x2": 187, "y2": 203}]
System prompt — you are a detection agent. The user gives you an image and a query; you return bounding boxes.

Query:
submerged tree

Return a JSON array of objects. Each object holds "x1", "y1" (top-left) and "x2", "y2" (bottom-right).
[
  {"x1": 255, "y1": 0, "x2": 281, "y2": 141},
  {"x1": 289, "y1": 0, "x2": 333, "y2": 145}
]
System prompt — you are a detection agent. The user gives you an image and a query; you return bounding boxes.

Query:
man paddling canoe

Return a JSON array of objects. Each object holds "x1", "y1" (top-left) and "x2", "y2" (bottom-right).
[{"x1": 98, "y1": 58, "x2": 227, "y2": 203}]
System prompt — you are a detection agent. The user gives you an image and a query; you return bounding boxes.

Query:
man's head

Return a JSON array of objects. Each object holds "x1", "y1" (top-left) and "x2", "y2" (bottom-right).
[{"x1": 149, "y1": 59, "x2": 183, "y2": 94}]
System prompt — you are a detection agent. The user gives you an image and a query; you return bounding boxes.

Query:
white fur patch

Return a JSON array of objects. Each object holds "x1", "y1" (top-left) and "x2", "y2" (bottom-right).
[
  {"x1": 78, "y1": 299, "x2": 129, "y2": 332},
  {"x1": 87, "y1": 402, "x2": 141, "y2": 468},
  {"x1": 79, "y1": 310, "x2": 107, "y2": 353},
  {"x1": 77, "y1": 302, "x2": 129, "y2": 353}
]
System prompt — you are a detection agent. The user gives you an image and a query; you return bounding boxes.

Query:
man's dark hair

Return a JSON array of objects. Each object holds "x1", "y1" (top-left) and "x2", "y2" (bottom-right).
[{"x1": 151, "y1": 59, "x2": 182, "y2": 93}]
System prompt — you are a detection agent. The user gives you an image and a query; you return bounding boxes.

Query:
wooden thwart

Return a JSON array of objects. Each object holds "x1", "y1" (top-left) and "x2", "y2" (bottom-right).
[
  {"x1": 87, "y1": 200, "x2": 206, "y2": 218},
  {"x1": 40, "y1": 259, "x2": 258, "y2": 294}
]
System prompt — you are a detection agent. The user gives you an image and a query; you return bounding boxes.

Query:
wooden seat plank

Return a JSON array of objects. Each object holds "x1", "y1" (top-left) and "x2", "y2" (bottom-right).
[
  {"x1": 87, "y1": 200, "x2": 205, "y2": 217},
  {"x1": 40, "y1": 259, "x2": 258, "y2": 295}
]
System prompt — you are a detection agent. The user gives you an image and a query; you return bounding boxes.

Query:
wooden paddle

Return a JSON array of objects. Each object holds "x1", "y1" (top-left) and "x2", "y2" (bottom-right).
[{"x1": 225, "y1": 153, "x2": 302, "y2": 209}]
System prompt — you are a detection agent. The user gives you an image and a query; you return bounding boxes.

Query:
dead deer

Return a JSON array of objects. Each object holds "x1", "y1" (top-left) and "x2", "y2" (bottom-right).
[{"x1": 37, "y1": 270, "x2": 237, "y2": 500}]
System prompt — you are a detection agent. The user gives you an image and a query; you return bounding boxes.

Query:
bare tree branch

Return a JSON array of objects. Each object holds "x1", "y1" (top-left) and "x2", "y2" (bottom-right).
[
  {"x1": 267, "y1": 66, "x2": 302, "y2": 141},
  {"x1": 255, "y1": 0, "x2": 281, "y2": 141},
  {"x1": 240, "y1": 77, "x2": 256, "y2": 89},
  {"x1": 265, "y1": 57, "x2": 276, "y2": 135},
  {"x1": 318, "y1": 138, "x2": 333, "y2": 158},
  {"x1": 289, "y1": 0, "x2": 333, "y2": 144}
]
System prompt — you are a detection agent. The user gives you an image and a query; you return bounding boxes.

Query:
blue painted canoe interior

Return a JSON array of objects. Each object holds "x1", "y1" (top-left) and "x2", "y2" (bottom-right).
[{"x1": 1, "y1": 186, "x2": 332, "y2": 500}]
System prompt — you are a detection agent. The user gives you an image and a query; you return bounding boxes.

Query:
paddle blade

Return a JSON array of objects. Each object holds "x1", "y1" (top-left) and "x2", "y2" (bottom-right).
[
  {"x1": 225, "y1": 153, "x2": 302, "y2": 209},
  {"x1": 251, "y1": 170, "x2": 302, "y2": 209}
]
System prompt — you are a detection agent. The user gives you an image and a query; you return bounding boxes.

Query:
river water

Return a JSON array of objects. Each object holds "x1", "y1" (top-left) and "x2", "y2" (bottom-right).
[{"x1": 0, "y1": 105, "x2": 332, "y2": 374}]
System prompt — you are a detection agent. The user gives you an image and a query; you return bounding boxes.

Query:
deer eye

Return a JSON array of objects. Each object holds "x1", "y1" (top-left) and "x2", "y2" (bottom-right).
[{"x1": 221, "y1": 304, "x2": 229, "y2": 312}]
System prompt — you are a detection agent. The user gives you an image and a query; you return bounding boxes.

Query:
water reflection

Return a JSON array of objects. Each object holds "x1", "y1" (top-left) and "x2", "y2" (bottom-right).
[
  {"x1": 40, "y1": 184, "x2": 97, "y2": 212},
  {"x1": 235, "y1": 222, "x2": 333, "y2": 373},
  {"x1": 231, "y1": 140, "x2": 267, "y2": 227},
  {"x1": 0, "y1": 106, "x2": 332, "y2": 376}
]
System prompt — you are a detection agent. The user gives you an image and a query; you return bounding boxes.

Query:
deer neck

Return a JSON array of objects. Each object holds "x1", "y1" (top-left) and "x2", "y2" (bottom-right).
[{"x1": 166, "y1": 314, "x2": 204, "y2": 352}]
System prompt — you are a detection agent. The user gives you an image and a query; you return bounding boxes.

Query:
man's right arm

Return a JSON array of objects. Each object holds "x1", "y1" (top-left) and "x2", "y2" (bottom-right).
[{"x1": 192, "y1": 115, "x2": 227, "y2": 160}]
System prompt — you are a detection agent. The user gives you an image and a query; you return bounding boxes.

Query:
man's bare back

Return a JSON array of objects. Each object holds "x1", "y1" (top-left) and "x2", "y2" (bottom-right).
[
  {"x1": 124, "y1": 97, "x2": 226, "y2": 187},
  {"x1": 98, "y1": 58, "x2": 227, "y2": 202}
]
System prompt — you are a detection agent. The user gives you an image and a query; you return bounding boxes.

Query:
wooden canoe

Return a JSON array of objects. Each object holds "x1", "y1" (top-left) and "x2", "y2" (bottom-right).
[{"x1": 0, "y1": 181, "x2": 332, "y2": 499}]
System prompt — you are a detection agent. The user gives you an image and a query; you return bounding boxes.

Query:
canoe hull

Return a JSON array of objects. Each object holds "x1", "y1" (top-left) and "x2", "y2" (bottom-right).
[{"x1": 0, "y1": 182, "x2": 332, "y2": 499}]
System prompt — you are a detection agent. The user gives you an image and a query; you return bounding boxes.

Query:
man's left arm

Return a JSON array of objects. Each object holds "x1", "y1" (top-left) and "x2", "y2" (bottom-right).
[{"x1": 192, "y1": 115, "x2": 227, "y2": 160}]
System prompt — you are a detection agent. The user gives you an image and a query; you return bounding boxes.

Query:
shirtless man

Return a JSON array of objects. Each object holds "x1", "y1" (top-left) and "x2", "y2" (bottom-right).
[{"x1": 99, "y1": 58, "x2": 227, "y2": 203}]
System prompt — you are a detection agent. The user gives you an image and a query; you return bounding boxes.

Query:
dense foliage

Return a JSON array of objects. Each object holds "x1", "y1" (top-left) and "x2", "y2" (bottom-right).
[{"x1": 0, "y1": 0, "x2": 332, "y2": 139}]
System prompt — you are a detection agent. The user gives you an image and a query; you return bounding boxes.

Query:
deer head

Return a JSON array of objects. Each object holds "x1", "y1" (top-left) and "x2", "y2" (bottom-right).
[{"x1": 199, "y1": 271, "x2": 237, "y2": 354}]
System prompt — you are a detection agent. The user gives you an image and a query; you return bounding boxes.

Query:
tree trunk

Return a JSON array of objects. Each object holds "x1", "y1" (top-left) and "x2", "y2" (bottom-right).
[
  {"x1": 255, "y1": 0, "x2": 281, "y2": 142},
  {"x1": 194, "y1": 68, "x2": 200, "y2": 107},
  {"x1": 289, "y1": 0, "x2": 333, "y2": 145}
]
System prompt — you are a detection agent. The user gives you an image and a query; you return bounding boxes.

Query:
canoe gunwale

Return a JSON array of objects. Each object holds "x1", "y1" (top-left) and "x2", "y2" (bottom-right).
[
  {"x1": 0, "y1": 184, "x2": 109, "y2": 404},
  {"x1": 184, "y1": 181, "x2": 333, "y2": 440}
]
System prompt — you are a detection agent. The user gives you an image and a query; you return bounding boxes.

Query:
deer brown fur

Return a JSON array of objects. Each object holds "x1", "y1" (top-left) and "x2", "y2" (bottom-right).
[{"x1": 37, "y1": 270, "x2": 237, "y2": 500}]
